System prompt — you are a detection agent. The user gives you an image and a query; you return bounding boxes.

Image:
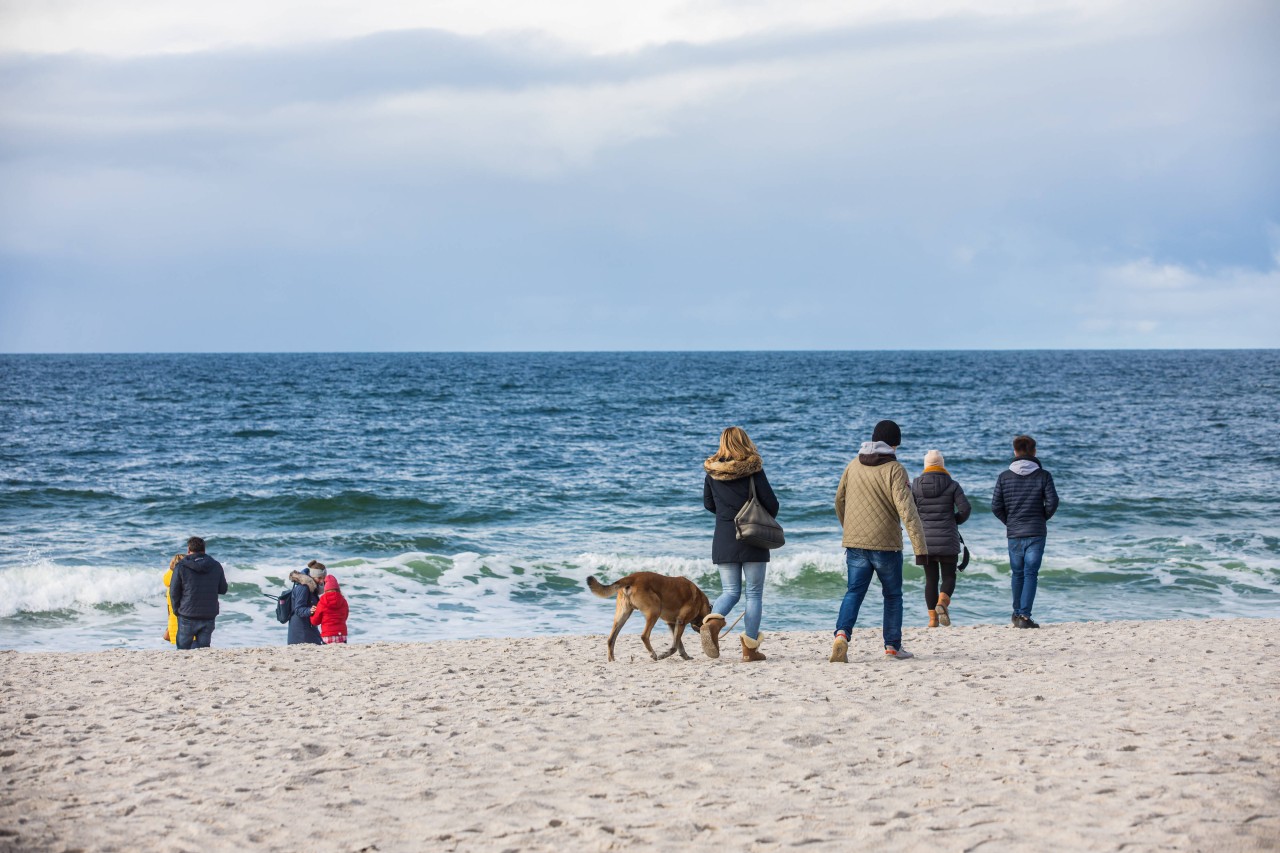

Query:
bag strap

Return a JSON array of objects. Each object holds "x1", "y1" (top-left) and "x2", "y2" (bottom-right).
[{"x1": 746, "y1": 472, "x2": 757, "y2": 502}]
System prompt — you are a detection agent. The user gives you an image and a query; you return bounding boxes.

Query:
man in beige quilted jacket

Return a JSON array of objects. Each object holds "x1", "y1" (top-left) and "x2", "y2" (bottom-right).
[{"x1": 830, "y1": 419, "x2": 927, "y2": 662}]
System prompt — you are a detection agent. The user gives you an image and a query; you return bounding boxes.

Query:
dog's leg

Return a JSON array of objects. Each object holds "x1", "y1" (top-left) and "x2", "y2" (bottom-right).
[
  {"x1": 654, "y1": 621, "x2": 679, "y2": 660},
  {"x1": 640, "y1": 611, "x2": 661, "y2": 661},
  {"x1": 672, "y1": 621, "x2": 693, "y2": 660},
  {"x1": 607, "y1": 595, "x2": 633, "y2": 662}
]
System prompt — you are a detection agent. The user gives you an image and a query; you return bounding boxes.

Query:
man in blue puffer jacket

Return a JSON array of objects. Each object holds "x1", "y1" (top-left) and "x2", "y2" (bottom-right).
[{"x1": 991, "y1": 435, "x2": 1059, "y2": 629}]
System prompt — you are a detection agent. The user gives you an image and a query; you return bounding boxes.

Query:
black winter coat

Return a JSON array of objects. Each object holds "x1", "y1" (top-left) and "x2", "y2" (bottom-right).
[
  {"x1": 910, "y1": 471, "x2": 971, "y2": 556},
  {"x1": 991, "y1": 457, "x2": 1060, "y2": 538},
  {"x1": 704, "y1": 470, "x2": 780, "y2": 564},
  {"x1": 169, "y1": 553, "x2": 228, "y2": 620}
]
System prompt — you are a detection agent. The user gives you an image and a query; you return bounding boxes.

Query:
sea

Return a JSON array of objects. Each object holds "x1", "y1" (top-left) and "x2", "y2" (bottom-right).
[{"x1": 1, "y1": 351, "x2": 1277, "y2": 652}]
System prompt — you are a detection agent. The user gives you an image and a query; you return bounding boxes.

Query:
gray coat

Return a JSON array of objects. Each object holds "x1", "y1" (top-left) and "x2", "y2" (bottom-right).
[{"x1": 909, "y1": 471, "x2": 971, "y2": 556}]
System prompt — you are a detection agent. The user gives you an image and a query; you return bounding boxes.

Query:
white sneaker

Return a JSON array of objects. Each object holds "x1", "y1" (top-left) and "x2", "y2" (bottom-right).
[{"x1": 885, "y1": 645, "x2": 914, "y2": 660}]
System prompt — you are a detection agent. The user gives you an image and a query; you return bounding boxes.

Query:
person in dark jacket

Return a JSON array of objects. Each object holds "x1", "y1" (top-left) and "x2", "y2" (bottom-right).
[
  {"x1": 286, "y1": 560, "x2": 326, "y2": 645},
  {"x1": 910, "y1": 449, "x2": 971, "y2": 628},
  {"x1": 699, "y1": 426, "x2": 779, "y2": 662},
  {"x1": 168, "y1": 536, "x2": 228, "y2": 650},
  {"x1": 991, "y1": 435, "x2": 1060, "y2": 629}
]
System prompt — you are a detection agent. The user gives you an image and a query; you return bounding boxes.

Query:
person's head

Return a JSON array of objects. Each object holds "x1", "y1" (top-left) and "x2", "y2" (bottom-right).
[
  {"x1": 713, "y1": 426, "x2": 759, "y2": 462},
  {"x1": 1013, "y1": 435, "x2": 1037, "y2": 458},
  {"x1": 186, "y1": 536, "x2": 206, "y2": 554},
  {"x1": 872, "y1": 419, "x2": 902, "y2": 448},
  {"x1": 324, "y1": 575, "x2": 340, "y2": 593},
  {"x1": 306, "y1": 560, "x2": 327, "y2": 582},
  {"x1": 168, "y1": 553, "x2": 183, "y2": 571},
  {"x1": 924, "y1": 449, "x2": 945, "y2": 469}
]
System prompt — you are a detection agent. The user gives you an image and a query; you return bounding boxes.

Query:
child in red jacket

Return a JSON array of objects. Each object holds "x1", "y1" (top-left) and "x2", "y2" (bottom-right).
[{"x1": 309, "y1": 574, "x2": 349, "y2": 644}]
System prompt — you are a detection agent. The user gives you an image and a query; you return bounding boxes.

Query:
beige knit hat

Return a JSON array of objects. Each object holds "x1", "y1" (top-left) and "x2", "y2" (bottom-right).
[{"x1": 924, "y1": 449, "x2": 945, "y2": 468}]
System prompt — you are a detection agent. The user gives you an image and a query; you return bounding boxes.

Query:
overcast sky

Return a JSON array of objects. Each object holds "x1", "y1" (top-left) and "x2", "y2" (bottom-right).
[{"x1": 1, "y1": 0, "x2": 1277, "y2": 352}]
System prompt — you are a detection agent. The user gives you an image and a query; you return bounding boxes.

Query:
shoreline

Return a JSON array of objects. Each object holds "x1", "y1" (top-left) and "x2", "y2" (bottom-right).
[{"x1": 2, "y1": 618, "x2": 1278, "y2": 852}]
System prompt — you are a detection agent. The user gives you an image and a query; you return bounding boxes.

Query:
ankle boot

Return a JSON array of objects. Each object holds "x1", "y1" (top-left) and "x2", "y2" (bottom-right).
[
  {"x1": 700, "y1": 614, "x2": 725, "y2": 659},
  {"x1": 740, "y1": 634, "x2": 766, "y2": 662},
  {"x1": 936, "y1": 592, "x2": 952, "y2": 627},
  {"x1": 928, "y1": 610, "x2": 939, "y2": 628}
]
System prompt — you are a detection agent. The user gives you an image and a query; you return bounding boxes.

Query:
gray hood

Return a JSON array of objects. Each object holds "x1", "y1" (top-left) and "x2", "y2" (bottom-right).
[
  {"x1": 1010, "y1": 459, "x2": 1041, "y2": 476},
  {"x1": 858, "y1": 440, "x2": 896, "y2": 456}
]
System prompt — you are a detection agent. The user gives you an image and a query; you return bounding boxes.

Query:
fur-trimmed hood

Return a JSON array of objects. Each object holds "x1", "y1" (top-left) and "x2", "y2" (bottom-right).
[
  {"x1": 703, "y1": 454, "x2": 763, "y2": 481},
  {"x1": 289, "y1": 571, "x2": 319, "y2": 593}
]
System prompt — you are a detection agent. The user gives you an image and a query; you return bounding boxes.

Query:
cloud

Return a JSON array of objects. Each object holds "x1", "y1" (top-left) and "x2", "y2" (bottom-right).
[{"x1": 0, "y1": 0, "x2": 1277, "y2": 351}]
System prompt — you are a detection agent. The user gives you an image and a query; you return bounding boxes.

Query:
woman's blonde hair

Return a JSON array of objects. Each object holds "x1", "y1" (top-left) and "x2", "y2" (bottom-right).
[
  {"x1": 168, "y1": 554, "x2": 183, "y2": 571},
  {"x1": 713, "y1": 426, "x2": 760, "y2": 462}
]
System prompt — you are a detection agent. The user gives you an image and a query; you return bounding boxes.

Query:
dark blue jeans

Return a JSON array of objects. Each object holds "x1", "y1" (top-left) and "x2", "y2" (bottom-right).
[
  {"x1": 1008, "y1": 536, "x2": 1047, "y2": 618},
  {"x1": 176, "y1": 617, "x2": 216, "y2": 649},
  {"x1": 834, "y1": 548, "x2": 904, "y2": 651}
]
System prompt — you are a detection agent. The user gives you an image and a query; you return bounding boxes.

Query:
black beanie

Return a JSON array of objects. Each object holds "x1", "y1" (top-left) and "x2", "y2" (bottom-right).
[{"x1": 872, "y1": 419, "x2": 901, "y2": 446}]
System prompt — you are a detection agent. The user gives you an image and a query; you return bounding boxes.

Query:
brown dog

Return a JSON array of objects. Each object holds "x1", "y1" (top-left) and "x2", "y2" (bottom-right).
[{"x1": 587, "y1": 572, "x2": 711, "y2": 662}]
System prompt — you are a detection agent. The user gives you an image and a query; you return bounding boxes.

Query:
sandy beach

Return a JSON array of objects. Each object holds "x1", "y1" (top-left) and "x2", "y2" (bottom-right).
[{"x1": 2, "y1": 618, "x2": 1277, "y2": 852}]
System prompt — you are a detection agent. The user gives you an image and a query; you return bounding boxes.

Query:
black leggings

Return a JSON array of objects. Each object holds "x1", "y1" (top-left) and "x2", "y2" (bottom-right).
[{"x1": 922, "y1": 559, "x2": 957, "y2": 610}]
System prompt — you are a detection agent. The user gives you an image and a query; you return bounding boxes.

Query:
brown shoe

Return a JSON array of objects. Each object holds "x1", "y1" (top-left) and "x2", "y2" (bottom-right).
[
  {"x1": 937, "y1": 592, "x2": 952, "y2": 627},
  {"x1": 740, "y1": 634, "x2": 766, "y2": 662},
  {"x1": 700, "y1": 614, "x2": 725, "y2": 659},
  {"x1": 928, "y1": 609, "x2": 939, "y2": 628}
]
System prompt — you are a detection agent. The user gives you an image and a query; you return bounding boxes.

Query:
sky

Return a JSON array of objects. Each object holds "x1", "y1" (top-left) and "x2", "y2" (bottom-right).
[{"x1": 0, "y1": 0, "x2": 1277, "y2": 352}]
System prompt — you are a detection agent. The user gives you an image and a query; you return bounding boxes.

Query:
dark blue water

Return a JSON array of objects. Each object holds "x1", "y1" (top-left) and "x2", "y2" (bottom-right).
[{"x1": 1, "y1": 351, "x2": 1277, "y2": 650}]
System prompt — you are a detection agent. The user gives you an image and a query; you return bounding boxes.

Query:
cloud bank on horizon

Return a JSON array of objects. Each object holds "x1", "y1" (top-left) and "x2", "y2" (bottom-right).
[{"x1": 0, "y1": 0, "x2": 1277, "y2": 351}]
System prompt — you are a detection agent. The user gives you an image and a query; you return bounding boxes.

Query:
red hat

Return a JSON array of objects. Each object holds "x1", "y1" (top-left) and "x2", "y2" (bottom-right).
[{"x1": 324, "y1": 575, "x2": 340, "y2": 591}]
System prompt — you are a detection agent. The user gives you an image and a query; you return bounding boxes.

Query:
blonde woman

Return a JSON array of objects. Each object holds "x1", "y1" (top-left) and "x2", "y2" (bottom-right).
[
  {"x1": 161, "y1": 554, "x2": 183, "y2": 647},
  {"x1": 700, "y1": 426, "x2": 780, "y2": 662}
]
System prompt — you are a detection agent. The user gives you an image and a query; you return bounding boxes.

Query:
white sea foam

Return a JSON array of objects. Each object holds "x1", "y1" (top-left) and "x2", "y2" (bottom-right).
[
  {"x1": 0, "y1": 560, "x2": 161, "y2": 618},
  {"x1": 3, "y1": 540, "x2": 1278, "y2": 652}
]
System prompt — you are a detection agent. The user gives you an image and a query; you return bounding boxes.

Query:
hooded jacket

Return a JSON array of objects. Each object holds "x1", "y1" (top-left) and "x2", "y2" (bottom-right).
[
  {"x1": 310, "y1": 575, "x2": 349, "y2": 638},
  {"x1": 287, "y1": 571, "x2": 323, "y2": 645},
  {"x1": 162, "y1": 566, "x2": 179, "y2": 645},
  {"x1": 991, "y1": 456, "x2": 1060, "y2": 538},
  {"x1": 834, "y1": 441, "x2": 927, "y2": 553},
  {"x1": 910, "y1": 468, "x2": 971, "y2": 556},
  {"x1": 168, "y1": 553, "x2": 228, "y2": 620},
  {"x1": 703, "y1": 454, "x2": 780, "y2": 564}
]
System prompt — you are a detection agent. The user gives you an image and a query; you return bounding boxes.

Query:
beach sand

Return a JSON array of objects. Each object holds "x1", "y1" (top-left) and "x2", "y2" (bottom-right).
[{"x1": 2, "y1": 618, "x2": 1277, "y2": 852}]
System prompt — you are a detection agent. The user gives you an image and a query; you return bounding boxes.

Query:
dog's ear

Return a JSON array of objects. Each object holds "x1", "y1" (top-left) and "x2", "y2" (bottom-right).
[{"x1": 690, "y1": 615, "x2": 704, "y2": 631}]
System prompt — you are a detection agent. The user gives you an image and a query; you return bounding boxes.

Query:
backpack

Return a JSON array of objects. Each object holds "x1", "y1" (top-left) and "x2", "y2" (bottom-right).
[{"x1": 274, "y1": 589, "x2": 293, "y2": 624}]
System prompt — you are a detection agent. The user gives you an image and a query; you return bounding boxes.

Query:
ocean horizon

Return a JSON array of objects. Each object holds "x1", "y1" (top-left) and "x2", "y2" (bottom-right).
[{"x1": 2, "y1": 349, "x2": 1277, "y2": 651}]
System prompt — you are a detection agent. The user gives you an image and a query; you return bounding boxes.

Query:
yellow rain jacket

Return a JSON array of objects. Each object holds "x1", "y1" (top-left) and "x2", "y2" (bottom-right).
[{"x1": 163, "y1": 567, "x2": 179, "y2": 646}]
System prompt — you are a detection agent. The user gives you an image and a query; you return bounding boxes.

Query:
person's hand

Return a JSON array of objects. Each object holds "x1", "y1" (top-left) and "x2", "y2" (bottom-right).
[{"x1": 162, "y1": 629, "x2": 171, "y2": 642}]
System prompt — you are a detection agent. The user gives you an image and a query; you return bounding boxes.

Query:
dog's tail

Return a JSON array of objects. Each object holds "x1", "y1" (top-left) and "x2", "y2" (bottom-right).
[{"x1": 586, "y1": 575, "x2": 630, "y2": 598}]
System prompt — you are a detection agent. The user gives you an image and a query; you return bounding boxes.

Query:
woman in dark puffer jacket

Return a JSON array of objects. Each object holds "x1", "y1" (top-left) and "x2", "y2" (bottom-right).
[
  {"x1": 910, "y1": 450, "x2": 971, "y2": 627},
  {"x1": 699, "y1": 426, "x2": 780, "y2": 662}
]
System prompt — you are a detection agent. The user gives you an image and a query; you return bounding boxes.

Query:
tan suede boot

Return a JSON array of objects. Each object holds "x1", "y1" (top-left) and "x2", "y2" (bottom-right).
[
  {"x1": 936, "y1": 592, "x2": 952, "y2": 627},
  {"x1": 928, "y1": 610, "x2": 939, "y2": 628},
  {"x1": 700, "y1": 613, "x2": 725, "y2": 659},
  {"x1": 740, "y1": 633, "x2": 766, "y2": 662}
]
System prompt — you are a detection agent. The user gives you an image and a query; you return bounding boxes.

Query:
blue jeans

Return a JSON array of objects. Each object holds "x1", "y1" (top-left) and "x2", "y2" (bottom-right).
[
  {"x1": 834, "y1": 549, "x2": 904, "y2": 651},
  {"x1": 712, "y1": 562, "x2": 766, "y2": 640},
  {"x1": 176, "y1": 617, "x2": 216, "y2": 649},
  {"x1": 1008, "y1": 536, "x2": 1047, "y2": 618}
]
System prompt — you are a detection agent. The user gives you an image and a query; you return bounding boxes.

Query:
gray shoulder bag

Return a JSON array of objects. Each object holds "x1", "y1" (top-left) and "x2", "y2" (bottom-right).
[{"x1": 734, "y1": 474, "x2": 785, "y2": 549}]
